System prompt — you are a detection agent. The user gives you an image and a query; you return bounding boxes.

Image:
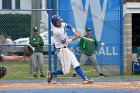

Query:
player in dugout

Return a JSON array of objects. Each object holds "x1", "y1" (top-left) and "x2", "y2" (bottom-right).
[{"x1": 78, "y1": 28, "x2": 106, "y2": 77}]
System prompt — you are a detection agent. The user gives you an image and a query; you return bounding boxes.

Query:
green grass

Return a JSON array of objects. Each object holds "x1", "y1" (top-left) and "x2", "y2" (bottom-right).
[
  {"x1": 1, "y1": 62, "x2": 140, "y2": 81},
  {"x1": 0, "y1": 62, "x2": 48, "y2": 80},
  {"x1": 57, "y1": 65, "x2": 98, "y2": 77},
  {"x1": 0, "y1": 62, "x2": 97, "y2": 80}
]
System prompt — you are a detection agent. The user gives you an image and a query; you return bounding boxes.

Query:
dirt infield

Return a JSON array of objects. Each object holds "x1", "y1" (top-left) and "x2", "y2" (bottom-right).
[{"x1": 0, "y1": 81, "x2": 140, "y2": 91}]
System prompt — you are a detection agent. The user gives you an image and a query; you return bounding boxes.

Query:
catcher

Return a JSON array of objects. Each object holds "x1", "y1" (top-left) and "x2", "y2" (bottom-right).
[{"x1": 0, "y1": 45, "x2": 33, "y2": 79}]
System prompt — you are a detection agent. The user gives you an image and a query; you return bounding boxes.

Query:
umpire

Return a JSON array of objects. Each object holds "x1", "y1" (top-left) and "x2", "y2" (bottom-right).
[
  {"x1": 29, "y1": 27, "x2": 45, "y2": 78},
  {"x1": 79, "y1": 28, "x2": 106, "y2": 77}
]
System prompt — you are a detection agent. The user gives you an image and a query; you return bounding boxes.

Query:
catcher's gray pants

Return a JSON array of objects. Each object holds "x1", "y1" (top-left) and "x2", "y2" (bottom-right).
[
  {"x1": 80, "y1": 53, "x2": 102, "y2": 74},
  {"x1": 30, "y1": 52, "x2": 44, "y2": 75}
]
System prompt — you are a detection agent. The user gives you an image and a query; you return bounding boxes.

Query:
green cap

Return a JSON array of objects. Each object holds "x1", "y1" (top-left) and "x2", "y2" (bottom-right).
[
  {"x1": 33, "y1": 27, "x2": 38, "y2": 31},
  {"x1": 86, "y1": 28, "x2": 92, "y2": 31}
]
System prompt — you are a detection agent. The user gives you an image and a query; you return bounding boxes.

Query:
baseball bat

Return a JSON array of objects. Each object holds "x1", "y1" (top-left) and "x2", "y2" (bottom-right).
[
  {"x1": 81, "y1": 37, "x2": 94, "y2": 42},
  {"x1": 75, "y1": 31, "x2": 94, "y2": 42}
]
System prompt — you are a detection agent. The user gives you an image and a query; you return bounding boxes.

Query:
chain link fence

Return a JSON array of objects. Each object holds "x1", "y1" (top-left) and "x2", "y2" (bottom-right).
[
  {"x1": 0, "y1": 0, "x2": 123, "y2": 81},
  {"x1": 0, "y1": 10, "x2": 47, "y2": 80},
  {"x1": 0, "y1": 0, "x2": 55, "y2": 80},
  {"x1": 55, "y1": 0, "x2": 123, "y2": 78}
]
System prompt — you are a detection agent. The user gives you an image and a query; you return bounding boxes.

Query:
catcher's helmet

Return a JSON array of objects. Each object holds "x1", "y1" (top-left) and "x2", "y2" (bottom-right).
[{"x1": 51, "y1": 15, "x2": 63, "y2": 26}]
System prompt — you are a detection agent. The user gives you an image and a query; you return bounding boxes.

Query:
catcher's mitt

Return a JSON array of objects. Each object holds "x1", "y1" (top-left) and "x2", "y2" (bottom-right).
[
  {"x1": 0, "y1": 66, "x2": 7, "y2": 79},
  {"x1": 24, "y1": 45, "x2": 33, "y2": 57}
]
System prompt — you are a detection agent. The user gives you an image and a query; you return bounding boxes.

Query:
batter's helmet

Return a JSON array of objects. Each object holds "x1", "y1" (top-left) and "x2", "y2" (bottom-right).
[{"x1": 51, "y1": 15, "x2": 63, "y2": 26}]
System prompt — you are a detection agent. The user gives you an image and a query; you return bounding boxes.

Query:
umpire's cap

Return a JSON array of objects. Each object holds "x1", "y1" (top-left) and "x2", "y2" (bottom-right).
[
  {"x1": 33, "y1": 27, "x2": 38, "y2": 31},
  {"x1": 51, "y1": 15, "x2": 63, "y2": 26},
  {"x1": 86, "y1": 28, "x2": 92, "y2": 31}
]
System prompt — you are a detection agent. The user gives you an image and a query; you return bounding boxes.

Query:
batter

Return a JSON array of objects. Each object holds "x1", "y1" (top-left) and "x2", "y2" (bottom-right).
[{"x1": 47, "y1": 15, "x2": 92, "y2": 84}]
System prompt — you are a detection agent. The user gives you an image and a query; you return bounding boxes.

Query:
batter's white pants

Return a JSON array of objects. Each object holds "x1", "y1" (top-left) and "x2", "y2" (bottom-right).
[{"x1": 57, "y1": 48, "x2": 80, "y2": 74}]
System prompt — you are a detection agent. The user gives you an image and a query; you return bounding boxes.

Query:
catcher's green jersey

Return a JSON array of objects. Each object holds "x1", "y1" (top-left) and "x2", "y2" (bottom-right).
[
  {"x1": 79, "y1": 35, "x2": 98, "y2": 56},
  {"x1": 29, "y1": 35, "x2": 44, "y2": 53}
]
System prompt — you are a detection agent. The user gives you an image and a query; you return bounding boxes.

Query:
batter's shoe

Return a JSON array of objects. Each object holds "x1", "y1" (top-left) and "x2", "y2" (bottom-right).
[
  {"x1": 82, "y1": 79, "x2": 93, "y2": 84},
  {"x1": 99, "y1": 73, "x2": 107, "y2": 77},
  {"x1": 72, "y1": 73, "x2": 77, "y2": 77},
  {"x1": 40, "y1": 75, "x2": 45, "y2": 78},
  {"x1": 47, "y1": 71, "x2": 53, "y2": 83},
  {"x1": 33, "y1": 75, "x2": 38, "y2": 78}
]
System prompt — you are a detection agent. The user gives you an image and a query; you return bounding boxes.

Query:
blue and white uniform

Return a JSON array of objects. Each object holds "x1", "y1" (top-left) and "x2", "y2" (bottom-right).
[
  {"x1": 52, "y1": 23, "x2": 69, "y2": 48},
  {"x1": 50, "y1": 15, "x2": 87, "y2": 81},
  {"x1": 52, "y1": 23, "x2": 80, "y2": 74}
]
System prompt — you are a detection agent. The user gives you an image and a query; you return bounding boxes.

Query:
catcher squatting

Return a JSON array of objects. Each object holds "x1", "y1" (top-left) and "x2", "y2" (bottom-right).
[
  {"x1": 47, "y1": 15, "x2": 93, "y2": 84},
  {"x1": 0, "y1": 46, "x2": 33, "y2": 79}
]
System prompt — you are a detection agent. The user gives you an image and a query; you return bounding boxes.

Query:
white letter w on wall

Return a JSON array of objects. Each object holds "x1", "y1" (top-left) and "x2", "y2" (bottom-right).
[{"x1": 71, "y1": 0, "x2": 108, "y2": 41}]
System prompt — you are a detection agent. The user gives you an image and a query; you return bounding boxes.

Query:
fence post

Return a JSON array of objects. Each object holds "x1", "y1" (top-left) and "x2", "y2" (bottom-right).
[
  {"x1": 53, "y1": 0, "x2": 57, "y2": 77},
  {"x1": 48, "y1": 0, "x2": 52, "y2": 71},
  {"x1": 120, "y1": 0, "x2": 124, "y2": 76}
]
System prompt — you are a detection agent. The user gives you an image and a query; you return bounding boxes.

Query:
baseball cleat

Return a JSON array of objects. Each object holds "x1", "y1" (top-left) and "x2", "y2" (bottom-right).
[
  {"x1": 33, "y1": 75, "x2": 38, "y2": 78},
  {"x1": 99, "y1": 73, "x2": 107, "y2": 77},
  {"x1": 40, "y1": 75, "x2": 45, "y2": 78},
  {"x1": 82, "y1": 79, "x2": 93, "y2": 84},
  {"x1": 52, "y1": 81, "x2": 58, "y2": 84},
  {"x1": 47, "y1": 71, "x2": 53, "y2": 83},
  {"x1": 72, "y1": 73, "x2": 77, "y2": 77}
]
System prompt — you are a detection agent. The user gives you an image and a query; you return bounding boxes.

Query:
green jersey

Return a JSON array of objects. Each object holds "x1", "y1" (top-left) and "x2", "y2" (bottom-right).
[
  {"x1": 79, "y1": 35, "x2": 98, "y2": 56},
  {"x1": 29, "y1": 35, "x2": 44, "y2": 53}
]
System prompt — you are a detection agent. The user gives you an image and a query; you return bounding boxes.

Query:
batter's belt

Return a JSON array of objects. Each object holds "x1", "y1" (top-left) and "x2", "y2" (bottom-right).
[
  {"x1": 56, "y1": 46, "x2": 67, "y2": 53},
  {"x1": 57, "y1": 46, "x2": 67, "y2": 50}
]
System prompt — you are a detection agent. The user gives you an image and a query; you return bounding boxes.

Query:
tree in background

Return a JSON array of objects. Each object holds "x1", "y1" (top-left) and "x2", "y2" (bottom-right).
[{"x1": 0, "y1": 14, "x2": 31, "y2": 40}]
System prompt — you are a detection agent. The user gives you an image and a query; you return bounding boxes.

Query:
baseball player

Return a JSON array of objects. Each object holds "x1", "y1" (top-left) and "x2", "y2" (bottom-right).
[
  {"x1": 0, "y1": 55, "x2": 25, "y2": 62},
  {"x1": 79, "y1": 28, "x2": 106, "y2": 77},
  {"x1": 29, "y1": 27, "x2": 45, "y2": 78},
  {"x1": 0, "y1": 45, "x2": 33, "y2": 62},
  {"x1": 47, "y1": 15, "x2": 93, "y2": 84},
  {"x1": 0, "y1": 46, "x2": 33, "y2": 79},
  {"x1": 0, "y1": 55, "x2": 25, "y2": 79}
]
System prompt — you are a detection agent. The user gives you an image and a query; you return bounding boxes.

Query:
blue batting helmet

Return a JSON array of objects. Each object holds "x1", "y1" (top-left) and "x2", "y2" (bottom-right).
[{"x1": 51, "y1": 15, "x2": 63, "y2": 26}]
